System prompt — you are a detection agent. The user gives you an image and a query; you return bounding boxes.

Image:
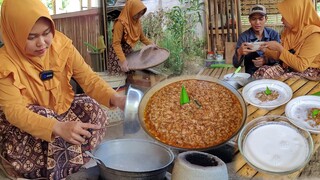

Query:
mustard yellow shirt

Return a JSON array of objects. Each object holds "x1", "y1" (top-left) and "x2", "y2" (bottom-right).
[
  {"x1": 0, "y1": 42, "x2": 116, "y2": 142},
  {"x1": 265, "y1": 33, "x2": 320, "y2": 72},
  {"x1": 0, "y1": 0, "x2": 119, "y2": 142},
  {"x1": 112, "y1": 21, "x2": 152, "y2": 62}
]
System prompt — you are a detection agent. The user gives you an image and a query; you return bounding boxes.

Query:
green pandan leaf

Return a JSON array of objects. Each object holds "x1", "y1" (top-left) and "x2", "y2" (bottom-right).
[
  {"x1": 312, "y1": 109, "x2": 320, "y2": 118},
  {"x1": 265, "y1": 86, "x2": 272, "y2": 95},
  {"x1": 312, "y1": 91, "x2": 320, "y2": 96},
  {"x1": 180, "y1": 85, "x2": 190, "y2": 105},
  {"x1": 210, "y1": 64, "x2": 234, "y2": 68}
]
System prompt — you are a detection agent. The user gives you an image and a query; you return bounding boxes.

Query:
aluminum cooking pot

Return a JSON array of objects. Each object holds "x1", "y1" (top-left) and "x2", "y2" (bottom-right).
[
  {"x1": 138, "y1": 75, "x2": 247, "y2": 151},
  {"x1": 92, "y1": 139, "x2": 174, "y2": 180}
]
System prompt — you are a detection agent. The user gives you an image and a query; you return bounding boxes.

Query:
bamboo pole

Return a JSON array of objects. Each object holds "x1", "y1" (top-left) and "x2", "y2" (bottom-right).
[
  {"x1": 208, "y1": 0, "x2": 214, "y2": 52},
  {"x1": 225, "y1": 0, "x2": 230, "y2": 42},
  {"x1": 214, "y1": 0, "x2": 219, "y2": 52},
  {"x1": 230, "y1": 0, "x2": 236, "y2": 42},
  {"x1": 219, "y1": 0, "x2": 225, "y2": 43},
  {"x1": 236, "y1": 0, "x2": 241, "y2": 41}
]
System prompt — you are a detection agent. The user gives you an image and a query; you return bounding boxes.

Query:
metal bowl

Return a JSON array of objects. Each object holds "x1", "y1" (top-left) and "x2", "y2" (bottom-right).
[
  {"x1": 138, "y1": 75, "x2": 247, "y2": 151},
  {"x1": 223, "y1": 73, "x2": 251, "y2": 89}
]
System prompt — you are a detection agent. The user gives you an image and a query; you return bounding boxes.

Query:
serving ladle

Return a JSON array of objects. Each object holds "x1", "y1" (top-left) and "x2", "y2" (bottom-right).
[{"x1": 229, "y1": 66, "x2": 242, "y2": 79}]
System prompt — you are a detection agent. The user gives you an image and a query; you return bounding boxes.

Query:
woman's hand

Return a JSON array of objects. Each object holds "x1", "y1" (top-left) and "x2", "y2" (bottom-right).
[
  {"x1": 119, "y1": 60, "x2": 129, "y2": 72},
  {"x1": 53, "y1": 121, "x2": 101, "y2": 145},
  {"x1": 110, "y1": 93, "x2": 126, "y2": 110},
  {"x1": 260, "y1": 41, "x2": 284, "y2": 52}
]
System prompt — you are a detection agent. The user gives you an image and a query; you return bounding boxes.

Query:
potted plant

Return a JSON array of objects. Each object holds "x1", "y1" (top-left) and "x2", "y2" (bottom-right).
[{"x1": 84, "y1": 35, "x2": 106, "y2": 72}]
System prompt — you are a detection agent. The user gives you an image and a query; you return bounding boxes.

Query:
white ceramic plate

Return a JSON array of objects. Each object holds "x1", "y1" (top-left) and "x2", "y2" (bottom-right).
[
  {"x1": 285, "y1": 95, "x2": 320, "y2": 133},
  {"x1": 242, "y1": 79, "x2": 292, "y2": 110},
  {"x1": 248, "y1": 41, "x2": 265, "y2": 51}
]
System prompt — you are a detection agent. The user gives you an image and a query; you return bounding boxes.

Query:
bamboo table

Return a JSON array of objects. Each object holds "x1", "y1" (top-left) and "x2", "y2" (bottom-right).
[{"x1": 197, "y1": 66, "x2": 320, "y2": 179}]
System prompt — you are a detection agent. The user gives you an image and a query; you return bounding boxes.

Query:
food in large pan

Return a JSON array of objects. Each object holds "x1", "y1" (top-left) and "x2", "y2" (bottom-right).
[{"x1": 139, "y1": 76, "x2": 247, "y2": 150}]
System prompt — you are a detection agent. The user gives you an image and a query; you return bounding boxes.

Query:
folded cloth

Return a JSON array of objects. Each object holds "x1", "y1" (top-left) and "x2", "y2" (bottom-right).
[{"x1": 126, "y1": 44, "x2": 170, "y2": 70}]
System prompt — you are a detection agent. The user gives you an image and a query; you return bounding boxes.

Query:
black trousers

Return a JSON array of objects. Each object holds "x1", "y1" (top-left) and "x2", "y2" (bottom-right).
[{"x1": 244, "y1": 52, "x2": 260, "y2": 75}]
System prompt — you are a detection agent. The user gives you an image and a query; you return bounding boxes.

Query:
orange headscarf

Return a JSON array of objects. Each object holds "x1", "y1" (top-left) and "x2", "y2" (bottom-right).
[
  {"x1": 0, "y1": 0, "x2": 74, "y2": 113},
  {"x1": 278, "y1": 0, "x2": 320, "y2": 53},
  {"x1": 115, "y1": 0, "x2": 147, "y2": 47}
]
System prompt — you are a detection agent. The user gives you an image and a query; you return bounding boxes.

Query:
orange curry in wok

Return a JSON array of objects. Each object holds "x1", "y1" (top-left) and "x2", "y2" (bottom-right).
[{"x1": 144, "y1": 79, "x2": 243, "y2": 149}]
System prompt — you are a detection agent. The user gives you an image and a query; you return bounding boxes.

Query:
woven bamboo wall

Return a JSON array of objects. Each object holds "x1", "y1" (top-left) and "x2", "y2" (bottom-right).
[
  {"x1": 52, "y1": 8, "x2": 103, "y2": 67},
  {"x1": 240, "y1": 0, "x2": 282, "y2": 15}
]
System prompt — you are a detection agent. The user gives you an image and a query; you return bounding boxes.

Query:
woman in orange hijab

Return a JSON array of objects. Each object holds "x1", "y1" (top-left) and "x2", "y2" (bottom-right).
[
  {"x1": 107, "y1": 0, "x2": 153, "y2": 75},
  {"x1": 253, "y1": 0, "x2": 320, "y2": 80},
  {"x1": 0, "y1": 0, "x2": 126, "y2": 179}
]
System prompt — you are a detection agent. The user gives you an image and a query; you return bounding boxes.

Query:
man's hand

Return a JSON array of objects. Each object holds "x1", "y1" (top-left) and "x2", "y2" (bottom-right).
[
  {"x1": 238, "y1": 42, "x2": 256, "y2": 56},
  {"x1": 53, "y1": 121, "x2": 101, "y2": 145},
  {"x1": 119, "y1": 60, "x2": 129, "y2": 72}
]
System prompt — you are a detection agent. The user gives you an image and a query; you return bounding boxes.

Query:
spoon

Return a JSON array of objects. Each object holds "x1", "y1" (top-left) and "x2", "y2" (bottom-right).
[
  {"x1": 229, "y1": 66, "x2": 242, "y2": 79},
  {"x1": 85, "y1": 151, "x2": 106, "y2": 166}
]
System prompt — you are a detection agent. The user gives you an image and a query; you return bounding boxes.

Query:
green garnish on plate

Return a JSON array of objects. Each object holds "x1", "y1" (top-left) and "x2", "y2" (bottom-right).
[
  {"x1": 312, "y1": 109, "x2": 320, "y2": 118},
  {"x1": 265, "y1": 86, "x2": 272, "y2": 95}
]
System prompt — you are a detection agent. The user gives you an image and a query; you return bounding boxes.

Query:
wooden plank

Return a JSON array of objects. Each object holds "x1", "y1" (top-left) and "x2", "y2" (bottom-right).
[
  {"x1": 210, "y1": 68, "x2": 220, "y2": 77},
  {"x1": 225, "y1": 42, "x2": 236, "y2": 65},
  {"x1": 201, "y1": 68, "x2": 214, "y2": 76},
  {"x1": 233, "y1": 152, "x2": 248, "y2": 171},
  {"x1": 211, "y1": 68, "x2": 224, "y2": 78},
  {"x1": 308, "y1": 81, "x2": 320, "y2": 94},
  {"x1": 220, "y1": 68, "x2": 231, "y2": 79},
  {"x1": 254, "y1": 171, "x2": 301, "y2": 180},
  {"x1": 237, "y1": 164, "x2": 258, "y2": 178}
]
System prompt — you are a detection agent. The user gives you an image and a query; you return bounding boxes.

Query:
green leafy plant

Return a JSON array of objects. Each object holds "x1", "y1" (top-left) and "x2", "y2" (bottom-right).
[
  {"x1": 84, "y1": 36, "x2": 106, "y2": 53},
  {"x1": 141, "y1": 0, "x2": 204, "y2": 75},
  {"x1": 84, "y1": 42, "x2": 99, "y2": 53}
]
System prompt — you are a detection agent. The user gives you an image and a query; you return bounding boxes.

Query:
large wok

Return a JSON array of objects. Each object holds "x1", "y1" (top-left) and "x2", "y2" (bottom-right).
[{"x1": 138, "y1": 75, "x2": 247, "y2": 151}]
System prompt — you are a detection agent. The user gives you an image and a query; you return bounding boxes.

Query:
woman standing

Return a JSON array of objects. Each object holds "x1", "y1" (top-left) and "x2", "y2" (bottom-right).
[
  {"x1": 0, "y1": 0, "x2": 126, "y2": 179},
  {"x1": 253, "y1": 0, "x2": 320, "y2": 80},
  {"x1": 107, "y1": 0, "x2": 153, "y2": 75}
]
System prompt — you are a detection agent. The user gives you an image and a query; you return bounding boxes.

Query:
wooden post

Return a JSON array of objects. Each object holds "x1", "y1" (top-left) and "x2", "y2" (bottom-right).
[
  {"x1": 225, "y1": 0, "x2": 230, "y2": 42},
  {"x1": 219, "y1": 0, "x2": 225, "y2": 43},
  {"x1": 208, "y1": 0, "x2": 214, "y2": 52},
  {"x1": 214, "y1": 0, "x2": 219, "y2": 52},
  {"x1": 236, "y1": 0, "x2": 241, "y2": 40},
  {"x1": 230, "y1": 0, "x2": 236, "y2": 42}
]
